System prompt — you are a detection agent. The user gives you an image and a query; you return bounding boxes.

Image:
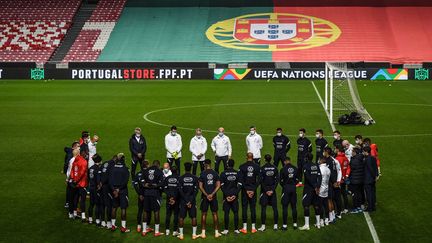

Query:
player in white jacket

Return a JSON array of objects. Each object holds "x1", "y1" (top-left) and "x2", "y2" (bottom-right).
[
  {"x1": 189, "y1": 128, "x2": 207, "y2": 175},
  {"x1": 165, "y1": 126, "x2": 182, "y2": 174},
  {"x1": 246, "y1": 126, "x2": 263, "y2": 165},
  {"x1": 211, "y1": 127, "x2": 232, "y2": 174}
]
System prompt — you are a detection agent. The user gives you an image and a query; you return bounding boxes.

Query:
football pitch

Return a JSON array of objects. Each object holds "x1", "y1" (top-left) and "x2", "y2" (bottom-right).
[{"x1": 0, "y1": 79, "x2": 431, "y2": 243}]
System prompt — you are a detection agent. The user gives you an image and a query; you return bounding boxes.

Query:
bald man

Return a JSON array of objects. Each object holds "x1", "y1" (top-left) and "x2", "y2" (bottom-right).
[{"x1": 211, "y1": 127, "x2": 232, "y2": 174}]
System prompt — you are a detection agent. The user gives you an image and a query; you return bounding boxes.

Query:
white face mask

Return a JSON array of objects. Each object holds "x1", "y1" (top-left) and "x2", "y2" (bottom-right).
[
  {"x1": 299, "y1": 133, "x2": 304, "y2": 138},
  {"x1": 163, "y1": 169, "x2": 170, "y2": 174},
  {"x1": 334, "y1": 135, "x2": 338, "y2": 139},
  {"x1": 93, "y1": 141, "x2": 98, "y2": 145},
  {"x1": 218, "y1": 132, "x2": 224, "y2": 137},
  {"x1": 355, "y1": 139, "x2": 361, "y2": 144},
  {"x1": 196, "y1": 134, "x2": 202, "y2": 138},
  {"x1": 250, "y1": 131, "x2": 255, "y2": 135},
  {"x1": 315, "y1": 134, "x2": 320, "y2": 138},
  {"x1": 276, "y1": 132, "x2": 282, "y2": 136},
  {"x1": 135, "y1": 133, "x2": 140, "y2": 137},
  {"x1": 171, "y1": 131, "x2": 177, "y2": 136}
]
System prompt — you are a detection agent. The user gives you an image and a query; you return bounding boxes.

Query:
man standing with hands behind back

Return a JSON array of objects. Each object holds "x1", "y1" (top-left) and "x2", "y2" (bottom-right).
[
  {"x1": 129, "y1": 127, "x2": 147, "y2": 179},
  {"x1": 165, "y1": 126, "x2": 182, "y2": 174},
  {"x1": 211, "y1": 127, "x2": 232, "y2": 174}
]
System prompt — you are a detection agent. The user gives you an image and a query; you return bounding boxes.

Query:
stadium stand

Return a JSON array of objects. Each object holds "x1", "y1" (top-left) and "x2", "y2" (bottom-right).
[
  {"x1": 62, "y1": 0, "x2": 126, "y2": 63},
  {"x1": 0, "y1": 0, "x2": 81, "y2": 63}
]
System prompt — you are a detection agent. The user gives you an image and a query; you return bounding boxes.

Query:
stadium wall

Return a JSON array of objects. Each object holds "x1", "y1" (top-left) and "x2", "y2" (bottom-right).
[{"x1": 0, "y1": 62, "x2": 430, "y2": 81}]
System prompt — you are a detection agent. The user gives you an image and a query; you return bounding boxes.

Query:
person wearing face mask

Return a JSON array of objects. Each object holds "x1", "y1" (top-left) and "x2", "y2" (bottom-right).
[
  {"x1": 162, "y1": 162, "x2": 172, "y2": 178},
  {"x1": 363, "y1": 138, "x2": 381, "y2": 176},
  {"x1": 189, "y1": 128, "x2": 208, "y2": 175},
  {"x1": 354, "y1": 135, "x2": 363, "y2": 147},
  {"x1": 88, "y1": 135, "x2": 99, "y2": 169},
  {"x1": 333, "y1": 131, "x2": 343, "y2": 148},
  {"x1": 342, "y1": 140, "x2": 355, "y2": 161},
  {"x1": 297, "y1": 128, "x2": 312, "y2": 186},
  {"x1": 272, "y1": 128, "x2": 290, "y2": 168},
  {"x1": 315, "y1": 129, "x2": 328, "y2": 163},
  {"x1": 246, "y1": 126, "x2": 263, "y2": 165},
  {"x1": 129, "y1": 127, "x2": 147, "y2": 179},
  {"x1": 165, "y1": 126, "x2": 182, "y2": 174},
  {"x1": 211, "y1": 127, "x2": 232, "y2": 174},
  {"x1": 80, "y1": 131, "x2": 90, "y2": 161}
]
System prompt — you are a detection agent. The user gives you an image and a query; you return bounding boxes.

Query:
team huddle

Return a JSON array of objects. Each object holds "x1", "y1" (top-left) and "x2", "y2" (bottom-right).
[{"x1": 63, "y1": 126, "x2": 380, "y2": 240}]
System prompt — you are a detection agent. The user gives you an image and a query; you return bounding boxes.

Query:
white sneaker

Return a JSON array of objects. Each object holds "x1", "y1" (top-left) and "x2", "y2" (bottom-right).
[
  {"x1": 258, "y1": 225, "x2": 266, "y2": 232},
  {"x1": 320, "y1": 219, "x2": 324, "y2": 228},
  {"x1": 221, "y1": 230, "x2": 229, "y2": 235},
  {"x1": 172, "y1": 231, "x2": 179, "y2": 237},
  {"x1": 273, "y1": 225, "x2": 278, "y2": 230},
  {"x1": 166, "y1": 230, "x2": 170, "y2": 236},
  {"x1": 299, "y1": 225, "x2": 310, "y2": 231},
  {"x1": 215, "y1": 232, "x2": 222, "y2": 238},
  {"x1": 314, "y1": 223, "x2": 321, "y2": 229},
  {"x1": 293, "y1": 223, "x2": 298, "y2": 229},
  {"x1": 342, "y1": 209, "x2": 349, "y2": 214},
  {"x1": 234, "y1": 230, "x2": 240, "y2": 234}
]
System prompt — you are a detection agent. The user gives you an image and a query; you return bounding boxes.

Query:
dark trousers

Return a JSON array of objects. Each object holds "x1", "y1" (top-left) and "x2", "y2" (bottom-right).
[
  {"x1": 167, "y1": 158, "x2": 181, "y2": 175},
  {"x1": 166, "y1": 202, "x2": 179, "y2": 231},
  {"x1": 261, "y1": 196, "x2": 278, "y2": 225},
  {"x1": 68, "y1": 184, "x2": 77, "y2": 214},
  {"x1": 215, "y1": 156, "x2": 228, "y2": 174},
  {"x1": 364, "y1": 183, "x2": 376, "y2": 211},
  {"x1": 340, "y1": 183, "x2": 349, "y2": 210},
  {"x1": 223, "y1": 199, "x2": 239, "y2": 230},
  {"x1": 241, "y1": 190, "x2": 257, "y2": 224},
  {"x1": 131, "y1": 156, "x2": 144, "y2": 179},
  {"x1": 88, "y1": 187, "x2": 101, "y2": 220},
  {"x1": 333, "y1": 187, "x2": 343, "y2": 215},
  {"x1": 350, "y1": 184, "x2": 363, "y2": 208},
  {"x1": 297, "y1": 159, "x2": 304, "y2": 182},
  {"x1": 192, "y1": 160, "x2": 205, "y2": 176},
  {"x1": 273, "y1": 152, "x2": 286, "y2": 168},
  {"x1": 282, "y1": 190, "x2": 297, "y2": 225}
]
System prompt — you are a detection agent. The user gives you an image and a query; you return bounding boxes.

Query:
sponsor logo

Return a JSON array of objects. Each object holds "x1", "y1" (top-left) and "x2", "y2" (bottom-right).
[
  {"x1": 207, "y1": 13, "x2": 341, "y2": 51},
  {"x1": 168, "y1": 178, "x2": 178, "y2": 183},
  {"x1": 207, "y1": 174, "x2": 214, "y2": 180},
  {"x1": 71, "y1": 69, "x2": 193, "y2": 80},
  {"x1": 214, "y1": 69, "x2": 251, "y2": 80},
  {"x1": 227, "y1": 175, "x2": 237, "y2": 181},
  {"x1": 414, "y1": 68, "x2": 429, "y2": 80},
  {"x1": 184, "y1": 177, "x2": 193, "y2": 183},
  {"x1": 371, "y1": 69, "x2": 408, "y2": 80},
  {"x1": 31, "y1": 68, "x2": 45, "y2": 80}
]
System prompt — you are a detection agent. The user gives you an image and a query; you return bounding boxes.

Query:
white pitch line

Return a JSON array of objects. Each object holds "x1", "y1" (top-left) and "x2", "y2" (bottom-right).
[
  {"x1": 311, "y1": 81, "x2": 336, "y2": 131},
  {"x1": 311, "y1": 81, "x2": 380, "y2": 243}
]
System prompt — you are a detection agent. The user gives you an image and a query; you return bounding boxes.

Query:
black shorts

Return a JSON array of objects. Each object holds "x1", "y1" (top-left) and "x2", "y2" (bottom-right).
[
  {"x1": 143, "y1": 196, "x2": 161, "y2": 212},
  {"x1": 302, "y1": 190, "x2": 319, "y2": 207},
  {"x1": 223, "y1": 198, "x2": 239, "y2": 212},
  {"x1": 281, "y1": 189, "x2": 297, "y2": 207},
  {"x1": 112, "y1": 190, "x2": 129, "y2": 209},
  {"x1": 179, "y1": 202, "x2": 197, "y2": 219},
  {"x1": 200, "y1": 198, "x2": 218, "y2": 212},
  {"x1": 259, "y1": 192, "x2": 277, "y2": 207}
]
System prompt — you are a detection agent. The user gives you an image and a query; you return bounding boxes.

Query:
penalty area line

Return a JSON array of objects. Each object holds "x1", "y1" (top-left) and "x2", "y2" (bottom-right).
[{"x1": 311, "y1": 81, "x2": 381, "y2": 243}]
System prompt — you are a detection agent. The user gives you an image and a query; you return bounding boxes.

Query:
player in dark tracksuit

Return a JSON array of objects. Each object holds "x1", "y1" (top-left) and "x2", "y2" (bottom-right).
[
  {"x1": 178, "y1": 162, "x2": 199, "y2": 240},
  {"x1": 220, "y1": 159, "x2": 241, "y2": 234},
  {"x1": 198, "y1": 159, "x2": 221, "y2": 237},
  {"x1": 238, "y1": 152, "x2": 261, "y2": 233},
  {"x1": 88, "y1": 154, "x2": 103, "y2": 225},
  {"x1": 133, "y1": 169, "x2": 145, "y2": 232},
  {"x1": 272, "y1": 128, "x2": 291, "y2": 169},
  {"x1": 163, "y1": 166, "x2": 180, "y2": 236},
  {"x1": 297, "y1": 128, "x2": 312, "y2": 184},
  {"x1": 363, "y1": 146, "x2": 378, "y2": 212},
  {"x1": 299, "y1": 153, "x2": 322, "y2": 230},
  {"x1": 109, "y1": 154, "x2": 130, "y2": 233},
  {"x1": 279, "y1": 157, "x2": 299, "y2": 230},
  {"x1": 129, "y1": 128, "x2": 147, "y2": 179},
  {"x1": 315, "y1": 129, "x2": 328, "y2": 163},
  {"x1": 333, "y1": 130, "x2": 343, "y2": 148},
  {"x1": 324, "y1": 147, "x2": 342, "y2": 221},
  {"x1": 259, "y1": 154, "x2": 279, "y2": 231},
  {"x1": 100, "y1": 155, "x2": 116, "y2": 228},
  {"x1": 142, "y1": 160, "x2": 164, "y2": 236}
]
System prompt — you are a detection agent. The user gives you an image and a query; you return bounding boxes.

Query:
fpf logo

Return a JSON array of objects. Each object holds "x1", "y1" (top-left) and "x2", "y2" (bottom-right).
[{"x1": 206, "y1": 13, "x2": 341, "y2": 51}]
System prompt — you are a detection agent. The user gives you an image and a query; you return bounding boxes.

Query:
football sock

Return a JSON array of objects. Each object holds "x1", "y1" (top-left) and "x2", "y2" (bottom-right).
[
  {"x1": 121, "y1": 220, "x2": 126, "y2": 228},
  {"x1": 179, "y1": 227, "x2": 184, "y2": 235},
  {"x1": 243, "y1": 223, "x2": 247, "y2": 229},
  {"x1": 111, "y1": 219, "x2": 116, "y2": 226},
  {"x1": 155, "y1": 224, "x2": 160, "y2": 233},
  {"x1": 304, "y1": 217, "x2": 310, "y2": 227}
]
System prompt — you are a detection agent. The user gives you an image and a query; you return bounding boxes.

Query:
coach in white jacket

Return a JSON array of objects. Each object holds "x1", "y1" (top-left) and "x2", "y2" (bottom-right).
[
  {"x1": 165, "y1": 125, "x2": 182, "y2": 174},
  {"x1": 211, "y1": 127, "x2": 232, "y2": 174},
  {"x1": 246, "y1": 126, "x2": 263, "y2": 164},
  {"x1": 189, "y1": 128, "x2": 207, "y2": 175}
]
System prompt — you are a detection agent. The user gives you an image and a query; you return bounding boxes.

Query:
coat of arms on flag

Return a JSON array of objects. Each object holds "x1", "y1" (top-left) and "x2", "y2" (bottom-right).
[{"x1": 206, "y1": 13, "x2": 341, "y2": 51}]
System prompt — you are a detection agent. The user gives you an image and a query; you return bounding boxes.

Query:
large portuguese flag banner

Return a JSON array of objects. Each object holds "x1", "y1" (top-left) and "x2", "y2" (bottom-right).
[{"x1": 100, "y1": 3, "x2": 432, "y2": 63}]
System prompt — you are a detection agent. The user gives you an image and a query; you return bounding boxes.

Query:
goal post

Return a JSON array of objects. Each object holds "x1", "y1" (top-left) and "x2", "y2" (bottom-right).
[{"x1": 325, "y1": 62, "x2": 375, "y2": 125}]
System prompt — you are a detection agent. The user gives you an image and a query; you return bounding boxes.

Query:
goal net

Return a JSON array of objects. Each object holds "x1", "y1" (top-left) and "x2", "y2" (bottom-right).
[{"x1": 325, "y1": 62, "x2": 375, "y2": 125}]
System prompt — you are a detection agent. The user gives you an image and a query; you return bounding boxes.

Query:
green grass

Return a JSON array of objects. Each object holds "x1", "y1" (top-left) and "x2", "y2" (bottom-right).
[{"x1": 0, "y1": 79, "x2": 431, "y2": 242}]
